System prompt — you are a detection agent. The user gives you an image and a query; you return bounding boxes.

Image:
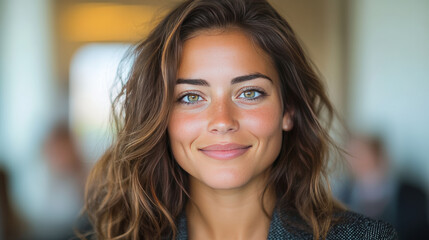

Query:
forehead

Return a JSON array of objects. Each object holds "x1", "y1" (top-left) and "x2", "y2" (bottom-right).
[{"x1": 178, "y1": 28, "x2": 278, "y2": 83}]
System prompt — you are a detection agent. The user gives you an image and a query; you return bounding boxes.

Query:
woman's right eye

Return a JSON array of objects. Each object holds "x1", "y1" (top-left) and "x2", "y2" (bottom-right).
[{"x1": 178, "y1": 93, "x2": 204, "y2": 105}]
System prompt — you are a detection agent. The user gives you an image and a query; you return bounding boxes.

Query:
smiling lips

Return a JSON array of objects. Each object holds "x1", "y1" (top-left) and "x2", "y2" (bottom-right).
[{"x1": 199, "y1": 143, "x2": 252, "y2": 160}]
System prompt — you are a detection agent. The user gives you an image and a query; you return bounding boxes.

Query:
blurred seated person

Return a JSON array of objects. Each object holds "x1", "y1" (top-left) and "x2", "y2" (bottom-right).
[
  {"x1": 32, "y1": 123, "x2": 88, "y2": 240},
  {"x1": 338, "y1": 134, "x2": 429, "y2": 240}
]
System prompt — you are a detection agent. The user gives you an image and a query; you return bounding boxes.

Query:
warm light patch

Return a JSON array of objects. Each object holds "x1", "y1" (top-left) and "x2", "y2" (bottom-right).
[{"x1": 60, "y1": 3, "x2": 162, "y2": 42}]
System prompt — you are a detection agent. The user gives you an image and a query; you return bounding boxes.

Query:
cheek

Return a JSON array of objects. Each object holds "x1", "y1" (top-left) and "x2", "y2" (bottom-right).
[
  {"x1": 241, "y1": 104, "x2": 283, "y2": 137},
  {"x1": 168, "y1": 110, "x2": 204, "y2": 147}
]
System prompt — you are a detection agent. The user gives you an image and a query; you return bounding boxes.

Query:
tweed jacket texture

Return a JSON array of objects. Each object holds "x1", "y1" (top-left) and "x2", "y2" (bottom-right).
[{"x1": 175, "y1": 208, "x2": 398, "y2": 240}]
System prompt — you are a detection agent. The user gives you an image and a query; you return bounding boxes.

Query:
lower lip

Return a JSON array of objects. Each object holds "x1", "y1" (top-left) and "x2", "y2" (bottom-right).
[{"x1": 199, "y1": 147, "x2": 251, "y2": 160}]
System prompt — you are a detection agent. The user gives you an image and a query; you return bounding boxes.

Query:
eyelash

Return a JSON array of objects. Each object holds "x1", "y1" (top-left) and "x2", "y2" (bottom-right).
[{"x1": 176, "y1": 87, "x2": 267, "y2": 105}]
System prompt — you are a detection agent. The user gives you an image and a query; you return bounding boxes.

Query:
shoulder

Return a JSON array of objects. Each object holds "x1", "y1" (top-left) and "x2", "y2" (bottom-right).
[
  {"x1": 327, "y1": 210, "x2": 398, "y2": 240},
  {"x1": 272, "y1": 208, "x2": 398, "y2": 240}
]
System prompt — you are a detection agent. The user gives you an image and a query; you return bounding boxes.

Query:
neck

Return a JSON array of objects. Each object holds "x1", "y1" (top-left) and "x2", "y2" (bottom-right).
[{"x1": 186, "y1": 172, "x2": 277, "y2": 240}]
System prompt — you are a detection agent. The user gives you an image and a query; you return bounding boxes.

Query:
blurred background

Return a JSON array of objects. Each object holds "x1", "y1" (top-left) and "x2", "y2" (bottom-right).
[{"x1": 0, "y1": 0, "x2": 428, "y2": 239}]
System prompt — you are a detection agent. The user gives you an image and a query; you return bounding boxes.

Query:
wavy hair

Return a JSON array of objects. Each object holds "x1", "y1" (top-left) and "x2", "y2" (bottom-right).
[{"x1": 85, "y1": 0, "x2": 344, "y2": 239}]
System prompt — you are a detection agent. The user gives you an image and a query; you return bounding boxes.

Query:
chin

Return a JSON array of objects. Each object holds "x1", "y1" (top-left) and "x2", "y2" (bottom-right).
[{"x1": 200, "y1": 169, "x2": 253, "y2": 190}]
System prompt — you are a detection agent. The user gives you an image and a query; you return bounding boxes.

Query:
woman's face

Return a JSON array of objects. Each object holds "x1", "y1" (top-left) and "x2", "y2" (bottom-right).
[{"x1": 167, "y1": 29, "x2": 293, "y2": 190}]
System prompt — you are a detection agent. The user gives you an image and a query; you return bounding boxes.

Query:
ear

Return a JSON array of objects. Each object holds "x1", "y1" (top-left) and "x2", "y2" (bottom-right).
[{"x1": 282, "y1": 110, "x2": 294, "y2": 131}]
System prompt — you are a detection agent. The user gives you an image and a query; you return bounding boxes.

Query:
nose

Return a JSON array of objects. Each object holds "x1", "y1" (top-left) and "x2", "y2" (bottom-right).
[{"x1": 207, "y1": 99, "x2": 239, "y2": 134}]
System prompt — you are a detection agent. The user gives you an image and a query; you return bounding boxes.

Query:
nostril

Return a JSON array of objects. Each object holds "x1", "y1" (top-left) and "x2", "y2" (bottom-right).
[{"x1": 208, "y1": 122, "x2": 239, "y2": 134}]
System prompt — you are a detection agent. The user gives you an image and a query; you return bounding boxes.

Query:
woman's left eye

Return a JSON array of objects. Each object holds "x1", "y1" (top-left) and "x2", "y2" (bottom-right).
[{"x1": 238, "y1": 89, "x2": 264, "y2": 100}]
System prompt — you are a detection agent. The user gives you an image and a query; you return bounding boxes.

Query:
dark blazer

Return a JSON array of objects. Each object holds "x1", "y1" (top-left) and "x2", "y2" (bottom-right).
[{"x1": 175, "y1": 208, "x2": 398, "y2": 240}]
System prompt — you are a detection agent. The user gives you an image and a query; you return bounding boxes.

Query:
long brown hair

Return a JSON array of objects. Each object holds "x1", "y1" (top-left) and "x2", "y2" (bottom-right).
[{"x1": 85, "y1": 0, "x2": 343, "y2": 239}]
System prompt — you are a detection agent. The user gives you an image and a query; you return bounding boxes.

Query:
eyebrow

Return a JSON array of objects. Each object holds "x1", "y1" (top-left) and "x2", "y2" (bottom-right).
[{"x1": 176, "y1": 73, "x2": 272, "y2": 86}]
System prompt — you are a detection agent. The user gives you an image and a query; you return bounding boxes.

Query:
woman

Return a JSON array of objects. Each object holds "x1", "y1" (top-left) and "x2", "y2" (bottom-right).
[{"x1": 85, "y1": 0, "x2": 397, "y2": 239}]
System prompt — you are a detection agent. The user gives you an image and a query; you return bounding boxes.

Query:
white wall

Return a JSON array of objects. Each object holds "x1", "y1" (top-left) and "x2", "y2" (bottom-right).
[
  {"x1": 0, "y1": 0, "x2": 59, "y2": 233},
  {"x1": 347, "y1": 0, "x2": 429, "y2": 188}
]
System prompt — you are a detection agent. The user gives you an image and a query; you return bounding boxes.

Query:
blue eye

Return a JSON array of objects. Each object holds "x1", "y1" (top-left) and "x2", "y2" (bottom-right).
[
  {"x1": 179, "y1": 93, "x2": 203, "y2": 104},
  {"x1": 238, "y1": 90, "x2": 263, "y2": 100}
]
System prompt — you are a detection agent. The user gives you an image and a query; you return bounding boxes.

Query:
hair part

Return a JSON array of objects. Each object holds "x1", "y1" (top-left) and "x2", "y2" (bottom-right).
[{"x1": 85, "y1": 0, "x2": 344, "y2": 239}]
